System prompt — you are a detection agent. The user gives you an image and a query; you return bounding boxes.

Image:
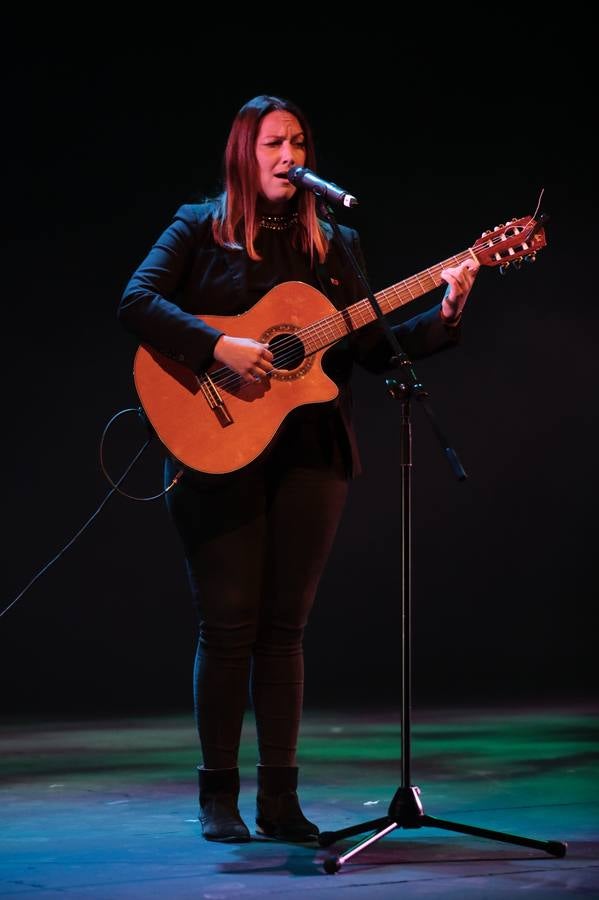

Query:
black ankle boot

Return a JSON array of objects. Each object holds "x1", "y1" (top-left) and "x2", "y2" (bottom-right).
[
  {"x1": 198, "y1": 767, "x2": 250, "y2": 842},
  {"x1": 256, "y1": 765, "x2": 319, "y2": 842}
]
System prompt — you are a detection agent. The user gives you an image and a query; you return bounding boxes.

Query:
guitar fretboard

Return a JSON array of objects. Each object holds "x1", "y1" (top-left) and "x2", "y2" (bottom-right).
[{"x1": 300, "y1": 250, "x2": 472, "y2": 355}]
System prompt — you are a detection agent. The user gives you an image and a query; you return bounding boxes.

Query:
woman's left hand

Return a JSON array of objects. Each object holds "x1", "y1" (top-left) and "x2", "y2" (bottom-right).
[{"x1": 440, "y1": 259, "x2": 479, "y2": 323}]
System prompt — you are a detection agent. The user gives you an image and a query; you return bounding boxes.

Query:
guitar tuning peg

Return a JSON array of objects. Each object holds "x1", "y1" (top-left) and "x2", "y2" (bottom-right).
[
  {"x1": 481, "y1": 230, "x2": 492, "y2": 237},
  {"x1": 512, "y1": 259, "x2": 522, "y2": 270},
  {"x1": 499, "y1": 263, "x2": 510, "y2": 275},
  {"x1": 494, "y1": 224, "x2": 505, "y2": 231},
  {"x1": 525, "y1": 253, "x2": 537, "y2": 263}
]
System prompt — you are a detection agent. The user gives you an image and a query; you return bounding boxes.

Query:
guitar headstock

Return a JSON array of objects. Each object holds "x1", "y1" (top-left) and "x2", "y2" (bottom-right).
[{"x1": 472, "y1": 214, "x2": 548, "y2": 272}]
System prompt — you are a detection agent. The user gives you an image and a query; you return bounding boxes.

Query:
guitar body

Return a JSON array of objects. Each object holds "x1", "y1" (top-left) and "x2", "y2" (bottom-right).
[{"x1": 133, "y1": 282, "x2": 340, "y2": 475}]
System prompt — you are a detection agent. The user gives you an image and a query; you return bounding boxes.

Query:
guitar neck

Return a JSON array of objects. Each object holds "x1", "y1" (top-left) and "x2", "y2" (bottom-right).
[{"x1": 301, "y1": 248, "x2": 473, "y2": 355}]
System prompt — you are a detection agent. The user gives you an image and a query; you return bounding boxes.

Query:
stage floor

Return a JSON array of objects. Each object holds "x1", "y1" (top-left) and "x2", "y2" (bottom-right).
[{"x1": 2, "y1": 703, "x2": 597, "y2": 898}]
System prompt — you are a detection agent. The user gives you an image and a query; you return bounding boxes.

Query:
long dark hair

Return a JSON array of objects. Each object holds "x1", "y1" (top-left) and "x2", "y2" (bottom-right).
[{"x1": 212, "y1": 95, "x2": 328, "y2": 262}]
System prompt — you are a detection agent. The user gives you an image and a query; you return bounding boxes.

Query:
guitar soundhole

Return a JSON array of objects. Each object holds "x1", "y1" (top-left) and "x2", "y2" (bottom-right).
[{"x1": 269, "y1": 332, "x2": 305, "y2": 371}]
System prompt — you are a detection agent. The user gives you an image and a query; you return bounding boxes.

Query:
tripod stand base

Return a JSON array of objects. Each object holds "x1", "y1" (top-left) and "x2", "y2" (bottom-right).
[{"x1": 319, "y1": 786, "x2": 567, "y2": 874}]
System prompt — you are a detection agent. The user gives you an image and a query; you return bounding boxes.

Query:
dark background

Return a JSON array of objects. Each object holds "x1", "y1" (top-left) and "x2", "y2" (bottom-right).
[{"x1": 3, "y1": 35, "x2": 596, "y2": 716}]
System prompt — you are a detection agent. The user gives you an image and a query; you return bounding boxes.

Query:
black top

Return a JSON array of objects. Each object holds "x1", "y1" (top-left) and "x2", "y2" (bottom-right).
[{"x1": 247, "y1": 225, "x2": 320, "y2": 305}]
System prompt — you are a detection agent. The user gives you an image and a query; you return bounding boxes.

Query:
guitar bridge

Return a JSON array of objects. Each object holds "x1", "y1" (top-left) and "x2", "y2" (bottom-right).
[
  {"x1": 197, "y1": 372, "x2": 234, "y2": 428},
  {"x1": 213, "y1": 404, "x2": 234, "y2": 427}
]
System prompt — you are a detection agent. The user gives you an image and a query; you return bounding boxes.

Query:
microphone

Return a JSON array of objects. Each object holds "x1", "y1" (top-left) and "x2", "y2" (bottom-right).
[{"x1": 286, "y1": 166, "x2": 358, "y2": 208}]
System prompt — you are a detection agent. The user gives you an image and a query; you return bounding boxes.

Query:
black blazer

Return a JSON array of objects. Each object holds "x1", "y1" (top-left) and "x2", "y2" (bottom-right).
[{"x1": 118, "y1": 203, "x2": 460, "y2": 476}]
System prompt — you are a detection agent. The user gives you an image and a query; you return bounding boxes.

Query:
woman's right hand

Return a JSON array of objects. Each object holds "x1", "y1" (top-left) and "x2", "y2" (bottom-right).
[{"x1": 213, "y1": 335, "x2": 274, "y2": 383}]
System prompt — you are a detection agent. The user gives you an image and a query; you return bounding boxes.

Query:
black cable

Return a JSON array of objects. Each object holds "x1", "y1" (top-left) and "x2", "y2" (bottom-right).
[
  {"x1": 1, "y1": 407, "x2": 183, "y2": 620},
  {"x1": 99, "y1": 407, "x2": 182, "y2": 501}
]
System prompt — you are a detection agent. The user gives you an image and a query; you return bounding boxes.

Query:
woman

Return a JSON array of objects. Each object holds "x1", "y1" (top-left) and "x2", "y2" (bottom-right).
[{"x1": 118, "y1": 95, "x2": 478, "y2": 843}]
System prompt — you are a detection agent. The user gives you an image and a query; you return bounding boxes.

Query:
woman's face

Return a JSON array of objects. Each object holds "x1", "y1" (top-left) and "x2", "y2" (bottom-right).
[{"x1": 255, "y1": 110, "x2": 307, "y2": 209}]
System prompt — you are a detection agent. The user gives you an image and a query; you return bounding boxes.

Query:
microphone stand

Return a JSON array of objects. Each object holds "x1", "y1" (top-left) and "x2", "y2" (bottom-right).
[{"x1": 315, "y1": 198, "x2": 567, "y2": 874}]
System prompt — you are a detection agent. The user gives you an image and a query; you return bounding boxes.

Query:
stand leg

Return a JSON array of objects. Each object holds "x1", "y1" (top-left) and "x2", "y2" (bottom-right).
[
  {"x1": 323, "y1": 821, "x2": 399, "y2": 874},
  {"x1": 421, "y1": 814, "x2": 567, "y2": 857}
]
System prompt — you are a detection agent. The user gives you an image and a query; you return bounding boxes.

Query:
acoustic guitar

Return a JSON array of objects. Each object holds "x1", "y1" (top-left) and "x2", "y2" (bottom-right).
[{"x1": 133, "y1": 215, "x2": 547, "y2": 475}]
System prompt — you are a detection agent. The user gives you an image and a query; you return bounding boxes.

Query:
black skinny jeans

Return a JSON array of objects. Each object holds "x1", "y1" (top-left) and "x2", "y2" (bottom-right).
[{"x1": 165, "y1": 418, "x2": 349, "y2": 769}]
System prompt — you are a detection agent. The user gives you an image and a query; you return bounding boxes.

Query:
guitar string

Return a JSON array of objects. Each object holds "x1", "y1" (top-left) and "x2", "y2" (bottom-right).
[
  {"x1": 203, "y1": 220, "x2": 538, "y2": 398},
  {"x1": 208, "y1": 253, "x2": 468, "y2": 396},
  {"x1": 198, "y1": 373, "x2": 220, "y2": 407},
  {"x1": 245, "y1": 219, "x2": 538, "y2": 385}
]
